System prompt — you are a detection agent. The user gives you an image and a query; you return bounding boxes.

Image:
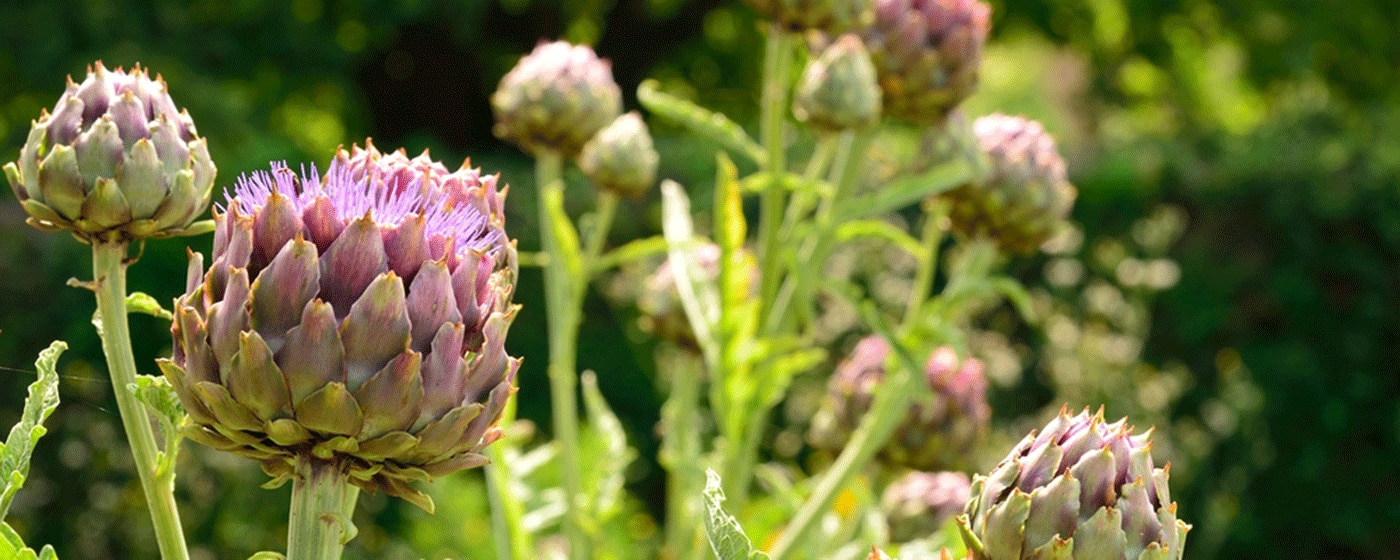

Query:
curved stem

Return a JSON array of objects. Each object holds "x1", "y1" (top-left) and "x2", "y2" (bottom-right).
[
  {"x1": 286, "y1": 456, "x2": 360, "y2": 560},
  {"x1": 535, "y1": 150, "x2": 590, "y2": 559},
  {"x1": 756, "y1": 23, "x2": 795, "y2": 325},
  {"x1": 901, "y1": 201, "x2": 949, "y2": 332},
  {"x1": 582, "y1": 191, "x2": 620, "y2": 275},
  {"x1": 91, "y1": 241, "x2": 190, "y2": 560}
]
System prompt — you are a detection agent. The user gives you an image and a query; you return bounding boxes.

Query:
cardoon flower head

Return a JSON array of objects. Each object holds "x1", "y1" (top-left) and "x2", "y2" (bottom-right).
[
  {"x1": 958, "y1": 407, "x2": 1190, "y2": 560},
  {"x1": 810, "y1": 339, "x2": 990, "y2": 471},
  {"x1": 744, "y1": 0, "x2": 871, "y2": 34},
  {"x1": 577, "y1": 112, "x2": 660, "y2": 198},
  {"x1": 161, "y1": 147, "x2": 519, "y2": 512},
  {"x1": 863, "y1": 0, "x2": 990, "y2": 125},
  {"x1": 492, "y1": 41, "x2": 622, "y2": 157},
  {"x1": 883, "y1": 471, "x2": 973, "y2": 542},
  {"x1": 945, "y1": 114, "x2": 1077, "y2": 254},
  {"x1": 5, "y1": 61, "x2": 215, "y2": 241},
  {"x1": 794, "y1": 34, "x2": 883, "y2": 132}
]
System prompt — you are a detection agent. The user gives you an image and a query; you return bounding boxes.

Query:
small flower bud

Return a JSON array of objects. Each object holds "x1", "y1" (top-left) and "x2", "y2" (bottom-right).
[
  {"x1": 577, "y1": 112, "x2": 659, "y2": 198},
  {"x1": 794, "y1": 34, "x2": 883, "y2": 132},
  {"x1": 491, "y1": 41, "x2": 622, "y2": 157}
]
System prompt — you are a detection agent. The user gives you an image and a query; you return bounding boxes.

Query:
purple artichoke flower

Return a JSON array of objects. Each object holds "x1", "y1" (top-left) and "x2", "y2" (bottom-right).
[
  {"x1": 160, "y1": 144, "x2": 519, "y2": 511},
  {"x1": 863, "y1": 0, "x2": 990, "y2": 125}
]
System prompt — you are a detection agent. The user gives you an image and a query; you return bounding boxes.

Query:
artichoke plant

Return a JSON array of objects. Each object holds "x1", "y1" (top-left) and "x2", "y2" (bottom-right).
[
  {"x1": 4, "y1": 61, "x2": 215, "y2": 241},
  {"x1": 944, "y1": 114, "x2": 1077, "y2": 254},
  {"x1": 577, "y1": 112, "x2": 660, "y2": 198},
  {"x1": 958, "y1": 407, "x2": 1191, "y2": 560},
  {"x1": 863, "y1": 0, "x2": 991, "y2": 125},
  {"x1": 492, "y1": 40, "x2": 622, "y2": 157},
  {"x1": 810, "y1": 339, "x2": 990, "y2": 471},
  {"x1": 794, "y1": 34, "x2": 883, "y2": 132},
  {"x1": 883, "y1": 471, "x2": 972, "y2": 543},
  {"x1": 744, "y1": 0, "x2": 871, "y2": 34},
  {"x1": 160, "y1": 146, "x2": 519, "y2": 511}
]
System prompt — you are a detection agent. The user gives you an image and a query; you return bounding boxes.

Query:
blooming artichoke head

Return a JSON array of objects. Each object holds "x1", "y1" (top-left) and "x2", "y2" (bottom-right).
[
  {"x1": 945, "y1": 114, "x2": 1076, "y2": 254},
  {"x1": 810, "y1": 339, "x2": 990, "y2": 471},
  {"x1": 863, "y1": 0, "x2": 990, "y2": 125},
  {"x1": 744, "y1": 0, "x2": 871, "y2": 34},
  {"x1": 883, "y1": 471, "x2": 972, "y2": 543},
  {"x1": 492, "y1": 41, "x2": 622, "y2": 157},
  {"x1": 794, "y1": 34, "x2": 883, "y2": 132},
  {"x1": 161, "y1": 144, "x2": 518, "y2": 511},
  {"x1": 577, "y1": 112, "x2": 659, "y2": 198},
  {"x1": 958, "y1": 407, "x2": 1190, "y2": 560},
  {"x1": 4, "y1": 61, "x2": 215, "y2": 241}
]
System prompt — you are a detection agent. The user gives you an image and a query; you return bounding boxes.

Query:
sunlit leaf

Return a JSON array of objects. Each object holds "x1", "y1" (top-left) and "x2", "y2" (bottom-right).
[
  {"x1": 702, "y1": 470, "x2": 768, "y2": 560},
  {"x1": 835, "y1": 161, "x2": 973, "y2": 222},
  {"x1": 0, "y1": 341, "x2": 65, "y2": 520},
  {"x1": 639, "y1": 80, "x2": 766, "y2": 166},
  {"x1": 581, "y1": 371, "x2": 635, "y2": 521}
]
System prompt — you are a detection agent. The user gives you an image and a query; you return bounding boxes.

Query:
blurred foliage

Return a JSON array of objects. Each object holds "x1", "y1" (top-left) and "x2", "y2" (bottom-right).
[{"x1": 1, "y1": 0, "x2": 1398, "y2": 559}]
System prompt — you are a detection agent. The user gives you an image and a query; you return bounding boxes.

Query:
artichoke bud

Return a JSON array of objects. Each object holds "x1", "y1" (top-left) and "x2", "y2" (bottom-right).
[
  {"x1": 794, "y1": 34, "x2": 883, "y2": 132},
  {"x1": 863, "y1": 0, "x2": 990, "y2": 125},
  {"x1": 882, "y1": 471, "x2": 972, "y2": 543},
  {"x1": 4, "y1": 61, "x2": 216, "y2": 242},
  {"x1": 164, "y1": 143, "x2": 519, "y2": 512},
  {"x1": 943, "y1": 114, "x2": 1076, "y2": 254},
  {"x1": 577, "y1": 112, "x2": 659, "y2": 198},
  {"x1": 491, "y1": 41, "x2": 622, "y2": 158},
  {"x1": 958, "y1": 407, "x2": 1191, "y2": 560},
  {"x1": 744, "y1": 0, "x2": 872, "y2": 34},
  {"x1": 809, "y1": 339, "x2": 990, "y2": 471}
]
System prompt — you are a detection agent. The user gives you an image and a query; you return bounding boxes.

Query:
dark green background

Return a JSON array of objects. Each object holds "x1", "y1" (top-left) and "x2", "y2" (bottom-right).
[{"x1": 1, "y1": 0, "x2": 1397, "y2": 558}]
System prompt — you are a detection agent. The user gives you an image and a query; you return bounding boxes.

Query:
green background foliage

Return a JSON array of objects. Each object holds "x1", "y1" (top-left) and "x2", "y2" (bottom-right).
[{"x1": 0, "y1": 0, "x2": 1396, "y2": 558}]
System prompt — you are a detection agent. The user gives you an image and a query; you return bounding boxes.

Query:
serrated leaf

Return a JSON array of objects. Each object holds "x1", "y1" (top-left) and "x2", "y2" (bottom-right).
[
  {"x1": 835, "y1": 161, "x2": 973, "y2": 222},
  {"x1": 638, "y1": 80, "x2": 766, "y2": 166},
  {"x1": 702, "y1": 470, "x2": 768, "y2": 560},
  {"x1": 0, "y1": 342, "x2": 65, "y2": 520},
  {"x1": 580, "y1": 371, "x2": 634, "y2": 522},
  {"x1": 130, "y1": 374, "x2": 187, "y2": 477}
]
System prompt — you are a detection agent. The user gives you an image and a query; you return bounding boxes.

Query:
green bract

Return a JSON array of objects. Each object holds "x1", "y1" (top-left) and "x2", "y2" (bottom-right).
[
  {"x1": 492, "y1": 41, "x2": 622, "y2": 157},
  {"x1": 794, "y1": 34, "x2": 883, "y2": 132},
  {"x1": 3, "y1": 61, "x2": 215, "y2": 242},
  {"x1": 577, "y1": 112, "x2": 660, "y2": 198},
  {"x1": 958, "y1": 407, "x2": 1191, "y2": 560},
  {"x1": 162, "y1": 145, "x2": 519, "y2": 512},
  {"x1": 945, "y1": 114, "x2": 1077, "y2": 254}
]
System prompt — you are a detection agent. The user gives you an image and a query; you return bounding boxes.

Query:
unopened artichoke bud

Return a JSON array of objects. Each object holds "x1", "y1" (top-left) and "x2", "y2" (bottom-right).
[
  {"x1": 863, "y1": 0, "x2": 990, "y2": 125},
  {"x1": 577, "y1": 112, "x2": 659, "y2": 198},
  {"x1": 745, "y1": 0, "x2": 871, "y2": 34},
  {"x1": 492, "y1": 41, "x2": 622, "y2": 157},
  {"x1": 944, "y1": 114, "x2": 1076, "y2": 254},
  {"x1": 958, "y1": 407, "x2": 1190, "y2": 560},
  {"x1": 809, "y1": 339, "x2": 990, "y2": 471},
  {"x1": 4, "y1": 61, "x2": 216, "y2": 241},
  {"x1": 161, "y1": 152, "x2": 520, "y2": 512},
  {"x1": 794, "y1": 34, "x2": 883, "y2": 132},
  {"x1": 883, "y1": 471, "x2": 972, "y2": 542}
]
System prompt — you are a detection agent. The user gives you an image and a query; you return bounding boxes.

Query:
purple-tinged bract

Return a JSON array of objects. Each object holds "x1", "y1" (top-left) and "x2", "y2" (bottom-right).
[
  {"x1": 863, "y1": 0, "x2": 990, "y2": 125},
  {"x1": 883, "y1": 471, "x2": 973, "y2": 542},
  {"x1": 4, "y1": 61, "x2": 216, "y2": 241},
  {"x1": 161, "y1": 143, "x2": 519, "y2": 512},
  {"x1": 492, "y1": 41, "x2": 622, "y2": 157},
  {"x1": 958, "y1": 407, "x2": 1191, "y2": 560}
]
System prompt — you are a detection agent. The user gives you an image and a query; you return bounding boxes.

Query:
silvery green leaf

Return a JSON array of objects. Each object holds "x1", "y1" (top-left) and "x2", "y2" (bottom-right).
[
  {"x1": 702, "y1": 470, "x2": 768, "y2": 560},
  {"x1": 581, "y1": 371, "x2": 634, "y2": 521},
  {"x1": 130, "y1": 374, "x2": 186, "y2": 476},
  {"x1": 660, "y1": 181, "x2": 721, "y2": 363},
  {"x1": 0, "y1": 341, "x2": 65, "y2": 520}
]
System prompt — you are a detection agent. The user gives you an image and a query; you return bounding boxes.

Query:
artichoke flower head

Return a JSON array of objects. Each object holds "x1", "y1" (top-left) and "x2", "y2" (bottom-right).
[
  {"x1": 959, "y1": 407, "x2": 1191, "y2": 560},
  {"x1": 492, "y1": 41, "x2": 622, "y2": 157},
  {"x1": 864, "y1": 0, "x2": 991, "y2": 125},
  {"x1": 4, "y1": 61, "x2": 215, "y2": 242},
  {"x1": 161, "y1": 141, "x2": 519, "y2": 511}
]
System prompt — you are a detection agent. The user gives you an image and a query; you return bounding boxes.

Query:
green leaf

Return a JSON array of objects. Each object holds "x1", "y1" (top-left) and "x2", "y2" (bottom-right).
[
  {"x1": 660, "y1": 181, "x2": 721, "y2": 364},
  {"x1": 0, "y1": 341, "x2": 65, "y2": 520},
  {"x1": 702, "y1": 470, "x2": 769, "y2": 560},
  {"x1": 130, "y1": 374, "x2": 187, "y2": 477},
  {"x1": 835, "y1": 161, "x2": 973, "y2": 223},
  {"x1": 988, "y1": 277, "x2": 1036, "y2": 322},
  {"x1": 89, "y1": 291, "x2": 174, "y2": 335},
  {"x1": 834, "y1": 220, "x2": 927, "y2": 259},
  {"x1": 580, "y1": 372, "x2": 635, "y2": 522},
  {"x1": 591, "y1": 235, "x2": 669, "y2": 274},
  {"x1": 542, "y1": 187, "x2": 586, "y2": 289},
  {"x1": 247, "y1": 552, "x2": 286, "y2": 560},
  {"x1": 639, "y1": 80, "x2": 766, "y2": 166}
]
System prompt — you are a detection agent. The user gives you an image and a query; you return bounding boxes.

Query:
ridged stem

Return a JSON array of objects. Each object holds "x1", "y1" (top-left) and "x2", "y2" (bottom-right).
[
  {"x1": 286, "y1": 456, "x2": 360, "y2": 560},
  {"x1": 90, "y1": 241, "x2": 190, "y2": 560},
  {"x1": 756, "y1": 23, "x2": 794, "y2": 325},
  {"x1": 535, "y1": 150, "x2": 589, "y2": 559}
]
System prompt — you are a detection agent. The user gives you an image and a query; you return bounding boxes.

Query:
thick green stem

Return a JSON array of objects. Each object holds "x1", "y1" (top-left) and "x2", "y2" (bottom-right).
[
  {"x1": 766, "y1": 357, "x2": 917, "y2": 560},
  {"x1": 91, "y1": 241, "x2": 189, "y2": 560},
  {"x1": 902, "y1": 202, "x2": 949, "y2": 331},
  {"x1": 658, "y1": 347, "x2": 706, "y2": 560},
  {"x1": 582, "y1": 191, "x2": 620, "y2": 276},
  {"x1": 286, "y1": 456, "x2": 360, "y2": 560},
  {"x1": 486, "y1": 398, "x2": 531, "y2": 560},
  {"x1": 535, "y1": 150, "x2": 589, "y2": 559},
  {"x1": 756, "y1": 23, "x2": 795, "y2": 324}
]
